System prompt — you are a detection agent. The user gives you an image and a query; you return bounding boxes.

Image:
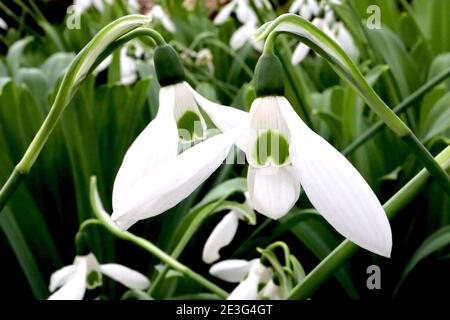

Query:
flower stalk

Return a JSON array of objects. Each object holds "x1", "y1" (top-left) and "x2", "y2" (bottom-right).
[
  {"x1": 287, "y1": 145, "x2": 450, "y2": 300},
  {"x1": 88, "y1": 177, "x2": 229, "y2": 299}
]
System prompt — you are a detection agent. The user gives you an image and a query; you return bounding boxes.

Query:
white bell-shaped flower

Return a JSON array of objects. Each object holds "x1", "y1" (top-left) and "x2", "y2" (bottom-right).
[
  {"x1": 48, "y1": 253, "x2": 149, "y2": 300},
  {"x1": 111, "y1": 45, "x2": 248, "y2": 230},
  {"x1": 214, "y1": 54, "x2": 392, "y2": 257},
  {"x1": 209, "y1": 259, "x2": 273, "y2": 300}
]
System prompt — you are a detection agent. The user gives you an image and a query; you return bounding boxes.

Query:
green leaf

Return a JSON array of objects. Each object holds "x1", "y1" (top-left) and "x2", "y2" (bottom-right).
[{"x1": 395, "y1": 225, "x2": 450, "y2": 294}]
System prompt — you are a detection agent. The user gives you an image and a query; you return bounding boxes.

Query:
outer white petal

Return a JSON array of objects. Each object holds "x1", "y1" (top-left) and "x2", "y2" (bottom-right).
[
  {"x1": 307, "y1": 0, "x2": 320, "y2": 16},
  {"x1": 278, "y1": 97, "x2": 392, "y2": 257},
  {"x1": 335, "y1": 22, "x2": 359, "y2": 62},
  {"x1": 230, "y1": 23, "x2": 252, "y2": 51},
  {"x1": 112, "y1": 131, "x2": 238, "y2": 230},
  {"x1": 202, "y1": 211, "x2": 240, "y2": 264},
  {"x1": 209, "y1": 259, "x2": 252, "y2": 283},
  {"x1": 187, "y1": 82, "x2": 249, "y2": 132},
  {"x1": 112, "y1": 85, "x2": 178, "y2": 218},
  {"x1": 292, "y1": 43, "x2": 310, "y2": 64},
  {"x1": 100, "y1": 264, "x2": 150, "y2": 290},
  {"x1": 289, "y1": 0, "x2": 303, "y2": 14},
  {"x1": 48, "y1": 257, "x2": 87, "y2": 300},
  {"x1": 151, "y1": 5, "x2": 176, "y2": 33},
  {"x1": 247, "y1": 165, "x2": 300, "y2": 220},
  {"x1": 213, "y1": 0, "x2": 237, "y2": 25},
  {"x1": 73, "y1": 0, "x2": 93, "y2": 14},
  {"x1": 236, "y1": 0, "x2": 257, "y2": 24},
  {"x1": 259, "y1": 280, "x2": 283, "y2": 300},
  {"x1": 120, "y1": 48, "x2": 137, "y2": 85},
  {"x1": 0, "y1": 17, "x2": 7, "y2": 30},
  {"x1": 95, "y1": 54, "x2": 112, "y2": 73},
  {"x1": 227, "y1": 273, "x2": 259, "y2": 300},
  {"x1": 49, "y1": 265, "x2": 75, "y2": 292},
  {"x1": 187, "y1": 82, "x2": 249, "y2": 151}
]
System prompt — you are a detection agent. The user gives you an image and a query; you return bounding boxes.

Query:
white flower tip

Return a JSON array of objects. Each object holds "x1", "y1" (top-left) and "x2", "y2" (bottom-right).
[{"x1": 110, "y1": 213, "x2": 134, "y2": 231}]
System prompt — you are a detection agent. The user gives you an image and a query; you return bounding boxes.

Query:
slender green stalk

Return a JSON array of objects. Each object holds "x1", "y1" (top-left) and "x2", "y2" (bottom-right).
[
  {"x1": 88, "y1": 177, "x2": 228, "y2": 299},
  {"x1": 0, "y1": 16, "x2": 163, "y2": 214},
  {"x1": 342, "y1": 66, "x2": 450, "y2": 156},
  {"x1": 147, "y1": 200, "x2": 226, "y2": 295},
  {"x1": 287, "y1": 145, "x2": 450, "y2": 300}
]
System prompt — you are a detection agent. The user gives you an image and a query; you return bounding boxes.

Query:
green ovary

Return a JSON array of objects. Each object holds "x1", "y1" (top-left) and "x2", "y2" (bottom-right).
[
  {"x1": 177, "y1": 111, "x2": 204, "y2": 142},
  {"x1": 255, "y1": 130, "x2": 290, "y2": 166}
]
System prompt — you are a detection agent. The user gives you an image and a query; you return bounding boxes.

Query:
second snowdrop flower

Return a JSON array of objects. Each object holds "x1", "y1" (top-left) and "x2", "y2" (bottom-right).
[
  {"x1": 48, "y1": 252, "x2": 149, "y2": 300},
  {"x1": 210, "y1": 259, "x2": 274, "y2": 300},
  {"x1": 111, "y1": 45, "x2": 248, "y2": 230},
  {"x1": 202, "y1": 192, "x2": 253, "y2": 264},
  {"x1": 239, "y1": 53, "x2": 392, "y2": 257}
]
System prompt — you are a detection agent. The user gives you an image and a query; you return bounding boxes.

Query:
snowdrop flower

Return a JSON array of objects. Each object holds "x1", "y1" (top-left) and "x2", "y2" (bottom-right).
[
  {"x1": 0, "y1": 17, "x2": 7, "y2": 30},
  {"x1": 202, "y1": 192, "x2": 252, "y2": 264},
  {"x1": 213, "y1": 0, "x2": 268, "y2": 52},
  {"x1": 111, "y1": 45, "x2": 248, "y2": 230},
  {"x1": 232, "y1": 54, "x2": 392, "y2": 257},
  {"x1": 210, "y1": 259, "x2": 273, "y2": 300},
  {"x1": 48, "y1": 253, "x2": 149, "y2": 300},
  {"x1": 195, "y1": 48, "x2": 214, "y2": 74}
]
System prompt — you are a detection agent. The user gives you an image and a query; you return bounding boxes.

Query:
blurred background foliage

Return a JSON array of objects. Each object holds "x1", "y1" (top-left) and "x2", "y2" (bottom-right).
[{"x1": 0, "y1": 0, "x2": 449, "y2": 300}]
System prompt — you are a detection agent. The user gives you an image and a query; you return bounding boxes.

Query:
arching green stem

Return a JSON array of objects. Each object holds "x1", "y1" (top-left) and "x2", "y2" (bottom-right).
[
  {"x1": 0, "y1": 16, "x2": 167, "y2": 213},
  {"x1": 255, "y1": 14, "x2": 450, "y2": 195}
]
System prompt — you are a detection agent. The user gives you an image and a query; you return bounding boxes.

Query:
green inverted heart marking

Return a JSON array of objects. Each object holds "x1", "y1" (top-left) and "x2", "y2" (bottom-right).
[
  {"x1": 254, "y1": 130, "x2": 290, "y2": 166},
  {"x1": 177, "y1": 111, "x2": 204, "y2": 142}
]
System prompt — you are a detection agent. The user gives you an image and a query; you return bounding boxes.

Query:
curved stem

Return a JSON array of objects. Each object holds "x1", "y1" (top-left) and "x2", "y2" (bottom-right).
[
  {"x1": 89, "y1": 177, "x2": 228, "y2": 299},
  {"x1": 256, "y1": 14, "x2": 450, "y2": 195},
  {"x1": 0, "y1": 16, "x2": 164, "y2": 214},
  {"x1": 147, "y1": 199, "x2": 227, "y2": 295},
  {"x1": 287, "y1": 145, "x2": 450, "y2": 300}
]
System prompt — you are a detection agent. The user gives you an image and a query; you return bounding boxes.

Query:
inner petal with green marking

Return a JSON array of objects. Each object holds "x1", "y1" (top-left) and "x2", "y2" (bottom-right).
[
  {"x1": 254, "y1": 129, "x2": 290, "y2": 166},
  {"x1": 177, "y1": 110, "x2": 204, "y2": 142},
  {"x1": 86, "y1": 270, "x2": 102, "y2": 289}
]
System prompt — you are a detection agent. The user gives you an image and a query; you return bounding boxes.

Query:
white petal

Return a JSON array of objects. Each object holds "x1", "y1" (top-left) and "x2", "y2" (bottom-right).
[
  {"x1": 289, "y1": 0, "x2": 304, "y2": 14},
  {"x1": 48, "y1": 257, "x2": 87, "y2": 300},
  {"x1": 209, "y1": 259, "x2": 252, "y2": 283},
  {"x1": 236, "y1": 0, "x2": 257, "y2": 24},
  {"x1": 151, "y1": 5, "x2": 176, "y2": 32},
  {"x1": 335, "y1": 23, "x2": 359, "y2": 62},
  {"x1": 259, "y1": 280, "x2": 283, "y2": 300},
  {"x1": 213, "y1": 1, "x2": 237, "y2": 25},
  {"x1": 112, "y1": 85, "x2": 178, "y2": 218},
  {"x1": 95, "y1": 54, "x2": 112, "y2": 73},
  {"x1": 0, "y1": 17, "x2": 8, "y2": 30},
  {"x1": 300, "y1": 4, "x2": 312, "y2": 20},
  {"x1": 247, "y1": 165, "x2": 300, "y2": 219},
  {"x1": 49, "y1": 265, "x2": 75, "y2": 292},
  {"x1": 278, "y1": 97, "x2": 392, "y2": 257},
  {"x1": 292, "y1": 43, "x2": 310, "y2": 64},
  {"x1": 112, "y1": 131, "x2": 238, "y2": 230},
  {"x1": 120, "y1": 49, "x2": 137, "y2": 85},
  {"x1": 230, "y1": 23, "x2": 253, "y2": 51},
  {"x1": 100, "y1": 264, "x2": 150, "y2": 290},
  {"x1": 202, "y1": 211, "x2": 240, "y2": 264},
  {"x1": 228, "y1": 273, "x2": 260, "y2": 300},
  {"x1": 307, "y1": 0, "x2": 320, "y2": 16}
]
